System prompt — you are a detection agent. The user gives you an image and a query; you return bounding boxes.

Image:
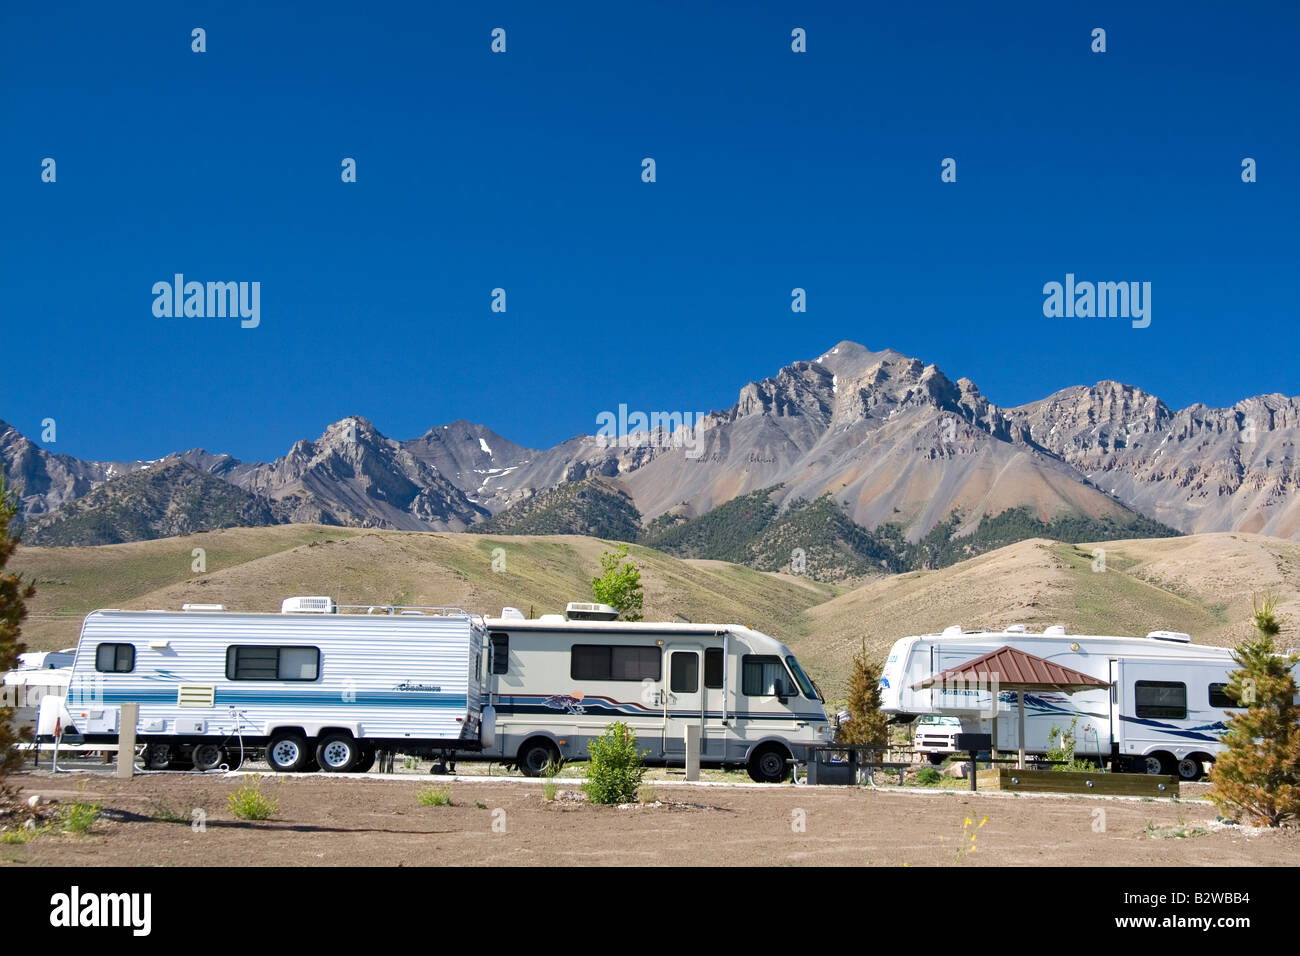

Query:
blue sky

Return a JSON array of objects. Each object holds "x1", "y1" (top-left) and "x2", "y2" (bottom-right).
[{"x1": 3, "y1": 1, "x2": 1297, "y2": 463}]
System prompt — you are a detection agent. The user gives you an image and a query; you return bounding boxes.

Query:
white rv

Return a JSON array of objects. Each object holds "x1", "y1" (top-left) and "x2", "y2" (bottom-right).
[
  {"x1": 879, "y1": 625, "x2": 1277, "y2": 780},
  {"x1": 37, "y1": 599, "x2": 490, "y2": 773},
  {"x1": 475, "y1": 604, "x2": 832, "y2": 782}
]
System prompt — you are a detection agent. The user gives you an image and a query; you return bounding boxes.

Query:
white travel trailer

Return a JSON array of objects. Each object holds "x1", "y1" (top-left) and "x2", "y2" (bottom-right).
[
  {"x1": 37, "y1": 599, "x2": 490, "y2": 773},
  {"x1": 475, "y1": 604, "x2": 832, "y2": 782},
  {"x1": 879, "y1": 625, "x2": 1271, "y2": 780}
]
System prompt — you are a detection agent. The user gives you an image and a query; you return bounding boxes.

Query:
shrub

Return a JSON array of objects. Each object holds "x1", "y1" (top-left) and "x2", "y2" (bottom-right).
[
  {"x1": 228, "y1": 777, "x2": 279, "y2": 820},
  {"x1": 838, "y1": 641, "x2": 888, "y2": 747},
  {"x1": 583, "y1": 722, "x2": 648, "y2": 805},
  {"x1": 1045, "y1": 717, "x2": 1098, "y2": 772},
  {"x1": 417, "y1": 786, "x2": 452, "y2": 807},
  {"x1": 916, "y1": 766, "x2": 944, "y2": 786},
  {"x1": 60, "y1": 802, "x2": 100, "y2": 835}
]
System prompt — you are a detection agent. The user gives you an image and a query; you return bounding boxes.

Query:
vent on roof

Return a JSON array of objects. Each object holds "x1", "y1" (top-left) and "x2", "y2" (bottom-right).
[
  {"x1": 566, "y1": 602, "x2": 620, "y2": 621},
  {"x1": 281, "y1": 596, "x2": 337, "y2": 614},
  {"x1": 1146, "y1": 630, "x2": 1191, "y2": 643},
  {"x1": 181, "y1": 604, "x2": 227, "y2": 612},
  {"x1": 499, "y1": 607, "x2": 526, "y2": 621},
  {"x1": 941, "y1": 625, "x2": 963, "y2": 638}
]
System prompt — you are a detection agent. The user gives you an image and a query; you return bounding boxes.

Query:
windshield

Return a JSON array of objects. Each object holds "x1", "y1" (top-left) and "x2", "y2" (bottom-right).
[{"x1": 785, "y1": 656, "x2": 819, "y2": 701}]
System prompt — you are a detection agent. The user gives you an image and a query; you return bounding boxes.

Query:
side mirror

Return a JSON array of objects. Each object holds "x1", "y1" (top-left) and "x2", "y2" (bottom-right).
[{"x1": 776, "y1": 694, "x2": 788, "y2": 705}]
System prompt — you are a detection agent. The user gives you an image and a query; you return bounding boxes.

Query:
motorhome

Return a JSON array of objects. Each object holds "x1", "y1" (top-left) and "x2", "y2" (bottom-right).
[
  {"x1": 37, "y1": 599, "x2": 490, "y2": 773},
  {"x1": 476, "y1": 603, "x2": 831, "y2": 782},
  {"x1": 879, "y1": 625, "x2": 1273, "y2": 780}
]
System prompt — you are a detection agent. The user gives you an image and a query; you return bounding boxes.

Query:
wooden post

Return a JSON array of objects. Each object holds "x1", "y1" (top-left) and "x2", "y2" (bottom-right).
[
  {"x1": 1017, "y1": 691, "x2": 1026, "y2": 770},
  {"x1": 684, "y1": 725, "x2": 700, "y2": 781},
  {"x1": 116, "y1": 703, "x2": 138, "y2": 779},
  {"x1": 991, "y1": 712, "x2": 999, "y2": 762}
]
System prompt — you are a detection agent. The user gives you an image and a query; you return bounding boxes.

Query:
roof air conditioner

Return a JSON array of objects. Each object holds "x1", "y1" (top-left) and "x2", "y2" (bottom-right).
[
  {"x1": 1044, "y1": 625, "x2": 1067, "y2": 636},
  {"x1": 565, "y1": 602, "x2": 621, "y2": 622},
  {"x1": 1146, "y1": 630, "x2": 1191, "y2": 643},
  {"x1": 281, "y1": 596, "x2": 337, "y2": 614}
]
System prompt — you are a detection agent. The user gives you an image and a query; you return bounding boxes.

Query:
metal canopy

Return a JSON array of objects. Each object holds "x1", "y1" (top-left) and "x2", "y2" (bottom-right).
[{"x1": 910, "y1": 645, "x2": 1110, "y2": 693}]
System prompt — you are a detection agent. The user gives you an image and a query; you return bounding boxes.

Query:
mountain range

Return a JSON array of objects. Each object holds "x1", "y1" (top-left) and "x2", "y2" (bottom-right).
[{"x1": 7, "y1": 342, "x2": 1299, "y2": 575}]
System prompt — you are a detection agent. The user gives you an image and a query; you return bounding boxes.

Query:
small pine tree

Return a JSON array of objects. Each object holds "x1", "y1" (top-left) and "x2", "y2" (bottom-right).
[
  {"x1": 0, "y1": 468, "x2": 35, "y2": 777},
  {"x1": 838, "y1": 641, "x2": 888, "y2": 748},
  {"x1": 590, "y1": 543, "x2": 643, "y2": 621},
  {"x1": 1208, "y1": 596, "x2": 1300, "y2": 827}
]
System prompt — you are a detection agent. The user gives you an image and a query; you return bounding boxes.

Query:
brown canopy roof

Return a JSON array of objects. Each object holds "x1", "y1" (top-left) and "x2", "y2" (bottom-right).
[{"x1": 911, "y1": 645, "x2": 1110, "y2": 693}]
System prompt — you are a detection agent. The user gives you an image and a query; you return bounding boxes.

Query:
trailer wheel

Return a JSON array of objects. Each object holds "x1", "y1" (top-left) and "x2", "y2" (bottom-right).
[
  {"x1": 316, "y1": 734, "x2": 360, "y2": 772},
  {"x1": 192, "y1": 743, "x2": 225, "y2": 772},
  {"x1": 351, "y1": 749, "x2": 376, "y2": 774},
  {"x1": 143, "y1": 744, "x2": 174, "y2": 771},
  {"x1": 518, "y1": 739, "x2": 560, "y2": 777},
  {"x1": 1139, "y1": 752, "x2": 1174, "y2": 776},
  {"x1": 1177, "y1": 754, "x2": 1207, "y2": 782},
  {"x1": 747, "y1": 744, "x2": 791, "y2": 783},
  {"x1": 266, "y1": 732, "x2": 312, "y2": 772},
  {"x1": 927, "y1": 753, "x2": 946, "y2": 766}
]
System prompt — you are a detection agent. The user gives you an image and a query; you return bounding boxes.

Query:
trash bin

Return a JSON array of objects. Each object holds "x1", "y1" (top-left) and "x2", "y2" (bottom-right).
[{"x1": 805, "y1": 745, "x2": 856, "y2": 785}]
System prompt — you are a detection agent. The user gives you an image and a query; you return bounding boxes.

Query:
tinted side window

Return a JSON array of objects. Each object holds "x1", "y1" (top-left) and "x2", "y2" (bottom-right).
[
  {"x1": 1208, "y1": 683, "x2": 1239, "y2": 709},
  {"x1": 570, "y1": 644, "x2": 661, "y2": 681},
  {"x1": 671, "y1": 653, "x2": 699, "y2": 693},
  {"x1": 490, "y1": 633, "x2": 509, "y2": 675},
  {"x1": 704, "y1": 648, "x2": 724, "y2": 689},
  {"x1": 226, "y1": 646, "x2": 319, "y2": 681},
  {"x1": 742, "y1": 655, "x2": 796, "y2": 697},
  {"x1": 1135, "y1": 680, "x2": 1186, "y2": 719},
  {"x1": 95, "y1": 643, "x2": 135, "y2": 673}
]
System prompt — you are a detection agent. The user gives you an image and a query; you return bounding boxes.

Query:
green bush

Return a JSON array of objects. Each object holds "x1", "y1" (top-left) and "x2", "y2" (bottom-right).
[
  {"x1": 228, "y1": 777, "x2": 279, "y2": 820},
  {"x1": 417, "y1": 786, "x2": 452, "y2": 807},
  {"x1": 60, "y1": 802, "x2": 101, "y2": 835},
  {"x1": 583, "y1": 722, "x2": 648, "y2": 805},
  {"x1": 916, "y1": 766, "x2": 944, "y2": 786}
]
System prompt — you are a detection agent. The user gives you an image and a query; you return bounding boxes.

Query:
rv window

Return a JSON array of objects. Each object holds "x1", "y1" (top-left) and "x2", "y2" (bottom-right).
[
  {"x1": 1208, "y1": 683, "x2": 1240, "y2": 709},
  {"x1": 490, "y1": 633, "x2": 509, "y2": 675},
  {"x1": 226, "y1": 645, "x2": 320, "y2": 681},
  {"x1": 742, "y1": 656, "x2": 797, "y2": 698},
  {"x1": 95, "y1": 643, "x2": 135, "y2": 673},
  {"x1": 1135, "y1": 680, "x2": 1186, "y2": 719},
  {"x1": 570, "y1": 644, "x2": 661, "y2": 682},
  {"x1": 671, "y1": 653, "x2": 699, "y2": 693},
  {"x1": 704, "y1": 648, "x2": 724, "y2": 689}
]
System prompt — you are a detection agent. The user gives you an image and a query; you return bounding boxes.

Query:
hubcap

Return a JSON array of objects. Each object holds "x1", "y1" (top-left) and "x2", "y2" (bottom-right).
[
  {"x1": 272, "y1": 741, "x2": 299, "y2": 766},
  {"x1": 761, "y1": 753, "x2": 783, "y2": 777},
  {"x1": 1179, "y1": 759, "x2": 1199, "y2": 779},
  {"x1": 1144, "y1": 756, "x2": 1163, "y2": 775},
  {"x1": 323, "y1": 741, "x2": 351, "y2": 768},
  {"x1": 195, "y1": 745, "x2": 220, "y2": 768}
]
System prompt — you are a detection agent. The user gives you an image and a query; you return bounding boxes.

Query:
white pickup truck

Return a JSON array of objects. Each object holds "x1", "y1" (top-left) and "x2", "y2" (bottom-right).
[{"x1": 912, "y1": 714, "x2": 962, "y2": 764}]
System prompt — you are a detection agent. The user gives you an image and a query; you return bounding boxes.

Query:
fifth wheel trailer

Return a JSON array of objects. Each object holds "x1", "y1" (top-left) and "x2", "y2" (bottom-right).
[
  {"x1": 473, "y1": 603, "x2": 832, "y2": 782},
  {"x1": 878, "y1": 624, "x2": 1294, "y2": 780},
  {"x1": 37, "y1": 598, "x2": 490, "y2": 772}
]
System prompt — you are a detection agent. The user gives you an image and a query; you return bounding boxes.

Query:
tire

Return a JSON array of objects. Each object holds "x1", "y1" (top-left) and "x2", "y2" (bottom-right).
[
  {"x1": 265, "y1": 732, "x2": 312, "y2": 773},
  {"x1": 143, "y1": 744, "x2": 173, "y2": 771},
  {"x1": 927, "y1": 753, "x2": 946, "y2": 766},
  {"x1": 1139, "y1": 752, "x2": 1174, "y2": 776},
  {"x1": 191, "y1": 743, "x2": 225, "y2": 771},
  {"x1": 517, "y1": 739, "x2": 560, "y2": 777},
  {"x1": 351, "y1": 749, "x2": 376, "y2": 774},
  {"x1": 1177, "y1": 755, "x2": 1206, "y2": 782},
  {"x1": 747, "y1": 744, "x2": 791, "y2": 784},
  {"x1": 315, "y1": 734, "x2": 360, "y2": 772}
]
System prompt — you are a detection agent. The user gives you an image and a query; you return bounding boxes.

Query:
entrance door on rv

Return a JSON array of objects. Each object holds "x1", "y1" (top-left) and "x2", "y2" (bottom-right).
[{"x1": 663, "y1": 645, "x2": 715, "y2": 761}]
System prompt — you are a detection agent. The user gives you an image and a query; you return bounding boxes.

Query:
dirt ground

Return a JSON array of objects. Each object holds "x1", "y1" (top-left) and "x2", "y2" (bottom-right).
[{"x1": 3, "y1": 769, "x2": 1297, "y2": 867}]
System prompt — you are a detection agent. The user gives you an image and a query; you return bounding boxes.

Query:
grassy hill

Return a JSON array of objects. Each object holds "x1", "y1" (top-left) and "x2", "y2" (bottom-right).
[
  {"x1": 470, "y1": 477, "x2": 641, "y2": 541},
  {"x1": 12, "y1": 526, "x2": 1298, "y2": 704}
]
